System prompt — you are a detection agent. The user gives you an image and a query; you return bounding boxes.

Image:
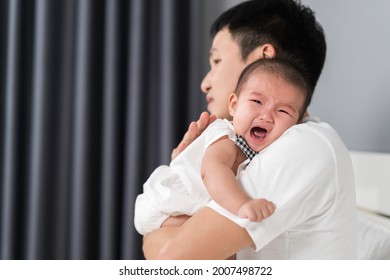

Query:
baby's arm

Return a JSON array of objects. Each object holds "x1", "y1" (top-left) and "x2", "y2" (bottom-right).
[{"x1": 201, "y1": 137, "x2": 275, "y2": 221}]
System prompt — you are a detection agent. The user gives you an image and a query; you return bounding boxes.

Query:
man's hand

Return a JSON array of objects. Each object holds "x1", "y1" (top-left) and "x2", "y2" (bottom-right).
[{"x1": 171, "y1": 112, "x2": 217, "y2": 160}]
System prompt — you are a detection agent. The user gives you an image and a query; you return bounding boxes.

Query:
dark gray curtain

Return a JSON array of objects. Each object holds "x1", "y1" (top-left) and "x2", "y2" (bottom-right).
[{"x1": 0, "y1": 0, "x2": 206, "y2": 259}]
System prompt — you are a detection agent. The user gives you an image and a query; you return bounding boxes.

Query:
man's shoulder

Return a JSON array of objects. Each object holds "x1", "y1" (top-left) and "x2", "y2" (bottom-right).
[
  {"x1": 283, "y1": 117, "x2": 342, "y2": 148},
  {"x1": 293, "y1": 116, "x2": 335, "y2": 135},
  {"x1": 261, "y1": 116, "x2": 348, "y2": 163}
]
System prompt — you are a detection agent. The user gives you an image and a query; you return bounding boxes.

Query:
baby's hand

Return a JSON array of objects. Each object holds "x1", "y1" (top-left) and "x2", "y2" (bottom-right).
[{"x1": 238, "y1": 199, "x2": 275, "y2": 222}]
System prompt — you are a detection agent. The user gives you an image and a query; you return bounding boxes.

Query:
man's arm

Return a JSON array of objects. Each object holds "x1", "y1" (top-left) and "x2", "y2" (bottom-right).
[
  {"x1": 143, "y1": 207, "x2": 253, "y2": 259},
  {"x1": 171, "y1": 112, "x2": 216, "y2": 160}
]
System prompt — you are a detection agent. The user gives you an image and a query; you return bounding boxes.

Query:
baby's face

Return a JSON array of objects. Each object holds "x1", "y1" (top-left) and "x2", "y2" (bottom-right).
[{"x1": 228, "y1": 71, "x2": 304, "y2": 152}]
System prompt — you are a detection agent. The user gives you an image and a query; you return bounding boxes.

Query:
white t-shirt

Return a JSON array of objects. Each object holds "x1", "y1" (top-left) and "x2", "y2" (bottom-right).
[{"x1": 208, "y1": 117, "x2": 358, "y2": 259}]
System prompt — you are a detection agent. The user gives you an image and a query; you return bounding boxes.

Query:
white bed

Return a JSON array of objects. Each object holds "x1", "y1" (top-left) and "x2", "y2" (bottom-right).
[{"x1": 351, "y1": 151, "x2": 390, "y2": 259}]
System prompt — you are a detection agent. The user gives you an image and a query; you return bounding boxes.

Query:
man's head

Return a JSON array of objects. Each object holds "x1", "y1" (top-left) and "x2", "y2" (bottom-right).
[
  {"x1": 228, "y1": 58, "x2": 311, "y2": 152},
  {"x1": 201, "y1": 0, "x2": 326, "y2": 119}
]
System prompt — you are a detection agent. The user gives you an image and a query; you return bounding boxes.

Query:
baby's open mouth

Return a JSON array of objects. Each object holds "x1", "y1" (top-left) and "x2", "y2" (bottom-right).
[{"x1": 251, "y1": 127, "x2": 267, "y2": 140}]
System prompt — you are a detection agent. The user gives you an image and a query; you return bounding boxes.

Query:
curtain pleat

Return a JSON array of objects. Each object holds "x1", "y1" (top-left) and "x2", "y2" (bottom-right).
[
  {"x1": 100, "y1": 0, "x2": 119, "y2": 260},
  {"x1": 187, "y1": 0, "x2": 207, "y2": 121},
  {"x1": 52, "y1": 0, "x2": 75, "y2": 260},
  {"x1": 1, "y1": 0, "x2": 21, "y2": 260},
  {"x1": 0, "y1": 0, "x2": 206, "y2": 260},
  {"x1": 159, "y1": 1, "x2": 176, "y2": 162},
  {"x1": 69, "y1": 0, "x2": 92, "y2": 259},
  {"x1": 100, "y1": 0, "x2": 126, "y2": 260},
  {"x1": 25, "y1": 0, "x2": 50, "y2": 259},
  {"x1": 122, "y1": 0, "x2": 147, "y2": 260}
]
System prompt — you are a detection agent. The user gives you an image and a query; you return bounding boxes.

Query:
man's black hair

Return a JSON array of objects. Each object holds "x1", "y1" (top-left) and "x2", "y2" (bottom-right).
[{"x1": 211, "y1": 0, "x2": 326, "y2": 91}]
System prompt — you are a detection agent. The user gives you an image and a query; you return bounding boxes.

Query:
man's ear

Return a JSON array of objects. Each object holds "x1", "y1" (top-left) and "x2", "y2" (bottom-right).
[
  {"x1": 247, "y1": 43, "x2": 277, "y2": 61},
  {"x1": 228, "y1": 93, "x2": 238, "y2": 117}
]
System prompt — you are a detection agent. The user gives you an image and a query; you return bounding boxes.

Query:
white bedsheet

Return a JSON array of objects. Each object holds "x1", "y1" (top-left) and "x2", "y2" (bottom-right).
[{"x1": 357, "y1": 208, "x2": 390, "y2": 260}]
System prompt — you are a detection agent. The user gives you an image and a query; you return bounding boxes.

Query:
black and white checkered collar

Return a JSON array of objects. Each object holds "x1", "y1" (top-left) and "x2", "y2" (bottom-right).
[{"x1": 234, "y1": 135, "x2": 258, "y2": 161}]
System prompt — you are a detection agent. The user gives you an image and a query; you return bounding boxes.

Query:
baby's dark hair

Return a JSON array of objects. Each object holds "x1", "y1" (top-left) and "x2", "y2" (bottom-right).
[
  {"x1": 211, "y1": 0, "x2": 326, "y2": 92},
  {"x1": 235, "y1": 58, "x2": 312, "y2": 121}
]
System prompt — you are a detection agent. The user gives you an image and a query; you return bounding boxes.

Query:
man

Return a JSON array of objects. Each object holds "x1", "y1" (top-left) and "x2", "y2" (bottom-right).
[{"x1": 143, "y1": 0, "x2": 357, "y2": 259}]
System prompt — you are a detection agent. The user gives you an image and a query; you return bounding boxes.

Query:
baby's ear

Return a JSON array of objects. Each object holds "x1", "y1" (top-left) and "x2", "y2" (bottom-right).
[{"x1": 228, "y1": 93, "x2": 238, "y2": 117}]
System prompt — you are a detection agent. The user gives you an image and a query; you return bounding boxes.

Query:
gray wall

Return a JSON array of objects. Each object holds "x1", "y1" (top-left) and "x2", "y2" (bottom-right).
[
  {"x1": 204, "y1": 0, "x2": 390, "y2": 153},
  {"x1": 304, "y1": 0, "x2": 390, "y2": 153}
]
